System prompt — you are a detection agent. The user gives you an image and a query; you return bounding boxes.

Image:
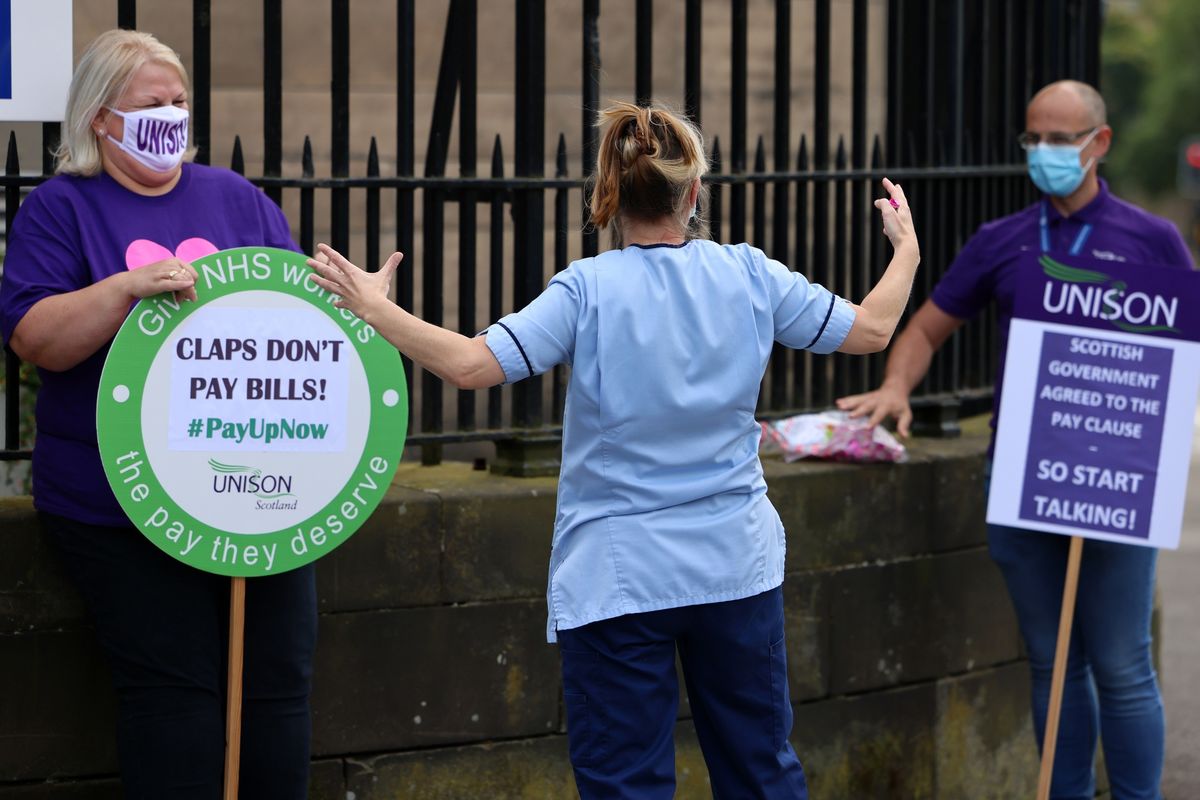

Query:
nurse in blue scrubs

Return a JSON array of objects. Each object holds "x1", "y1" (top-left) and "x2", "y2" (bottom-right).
[{"x1": 308, "y1": 100, "x2": 920, "y2": 799}]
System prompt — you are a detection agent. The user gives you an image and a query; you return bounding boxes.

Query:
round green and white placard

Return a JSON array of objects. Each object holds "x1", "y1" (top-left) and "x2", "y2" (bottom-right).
[{"x1": 97, "y1": 246, "x2": 408, "y2": 576}]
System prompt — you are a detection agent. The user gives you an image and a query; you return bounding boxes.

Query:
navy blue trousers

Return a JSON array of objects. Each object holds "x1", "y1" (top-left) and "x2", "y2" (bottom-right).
[
  {"x1": 40, "y1": 512, "x2": 317, "y2": 800},
  {"x1": 557, "y1": 587, "x2": 809, "y2": 799}
]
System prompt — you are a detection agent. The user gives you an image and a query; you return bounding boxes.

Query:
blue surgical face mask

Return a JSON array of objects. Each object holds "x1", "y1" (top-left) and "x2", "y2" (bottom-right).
[{"x1": 1026, "y1": 128, "x2": 1099, "y2": 197}]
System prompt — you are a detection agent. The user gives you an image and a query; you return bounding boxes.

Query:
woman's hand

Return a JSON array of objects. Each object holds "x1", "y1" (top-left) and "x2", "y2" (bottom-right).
[
  {"x1": 873, "y1": 177, "x2": 918, "y2": 256},
  {"x1": 305, "y1": 243, "x2": 503, "y2": 388},
  {"x1": 306, "y1": 243, "x2": 403, "y2": 325},
  {"x1": 836, "y1": 178, "x2": 922, "y2": 355},
  {"x1": 12, "y1": 258, "x2": 199, "y2": 371},
  {"x1": 120, "y1": 257, "x2": 199, "y2": 304}
]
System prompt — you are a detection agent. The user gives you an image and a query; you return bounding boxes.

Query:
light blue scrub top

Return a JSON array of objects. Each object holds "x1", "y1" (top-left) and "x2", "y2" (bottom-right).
[{"x1": 485, "y1": 239, "x2": 856, "y2": 641}]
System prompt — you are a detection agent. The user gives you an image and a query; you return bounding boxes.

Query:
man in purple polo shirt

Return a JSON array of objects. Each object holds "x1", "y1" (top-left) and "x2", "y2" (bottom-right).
[{"x1": 838, "y1": 80, "x2": 1192, "y2": 799}]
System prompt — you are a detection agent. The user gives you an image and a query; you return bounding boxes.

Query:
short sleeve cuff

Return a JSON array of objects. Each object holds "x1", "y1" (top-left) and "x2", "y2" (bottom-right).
[
  {"x1": 807, "y1": 296, "x2": 856, "y2": 354},
  {"x1": 484, "y1": 317, "x2": 534, "y2": 384},
  {"x1": 928, "y1": 285, "x2": 973, "y2": 321},
  {"x1": 1, "y1": 285, "x2": 51, "y2": 344},
  {"x1": 0, "y1": 305, "x2": 22, "y2": 344}
]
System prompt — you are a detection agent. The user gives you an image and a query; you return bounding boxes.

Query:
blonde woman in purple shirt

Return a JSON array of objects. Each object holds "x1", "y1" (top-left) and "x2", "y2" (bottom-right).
[
  {"x1": 309, "y1": 101, "x2": 920, "y2": 798},
  {"x1": 0, "y1": 30, "x2": 314, "y2": 798},
  {"x1": 839, "y1": 81, "x2": 1192, "y2": 799}
]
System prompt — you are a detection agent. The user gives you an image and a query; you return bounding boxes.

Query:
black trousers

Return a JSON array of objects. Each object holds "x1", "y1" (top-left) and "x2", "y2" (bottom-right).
[{"x1": 40, "y1": 512, "x2": 317, "y2": 799}]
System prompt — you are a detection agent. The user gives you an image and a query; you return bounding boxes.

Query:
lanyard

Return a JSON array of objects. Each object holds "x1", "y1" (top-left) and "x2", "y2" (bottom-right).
[{"x1": 1040, "y1": 201, "x2": 1093, "y2": 256}]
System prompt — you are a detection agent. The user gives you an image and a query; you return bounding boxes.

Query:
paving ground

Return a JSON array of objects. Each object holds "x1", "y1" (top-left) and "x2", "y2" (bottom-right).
[{"x1": 1159, "y1": 404, "x2": 1200, "y2": 797}]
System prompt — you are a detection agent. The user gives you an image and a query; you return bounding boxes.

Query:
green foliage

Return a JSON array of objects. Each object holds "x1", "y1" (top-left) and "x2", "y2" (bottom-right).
[{"x1": 1102, "y1": 0, "x2": 1200, "y2": 197}]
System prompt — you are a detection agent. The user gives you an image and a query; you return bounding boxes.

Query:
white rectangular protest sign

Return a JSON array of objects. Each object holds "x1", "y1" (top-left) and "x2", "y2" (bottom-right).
[
  {"x1": 166, "y1": 306, "x2": 351, "y2": 453},
  {"x1": 987, "y1": 253, "x2": 1200, "y2": 550},
  {"x1": 0, "y1": 0, "x2": 72, "y2": 122}
]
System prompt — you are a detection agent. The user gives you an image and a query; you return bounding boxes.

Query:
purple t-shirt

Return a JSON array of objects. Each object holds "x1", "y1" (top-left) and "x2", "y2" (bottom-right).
[
  {"x1": 0, "y1": 163, "x2": 297, "y2": 525},
  {"x1": 930, "y1": 179, "x2": 1195, "y2": 430}
]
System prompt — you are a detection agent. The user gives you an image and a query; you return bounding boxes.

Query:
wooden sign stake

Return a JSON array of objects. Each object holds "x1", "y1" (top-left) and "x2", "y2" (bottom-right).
[
  {"x1": 224, "y1": 576, "x2": 246, "y2": 800},
  {"x1": 1036, "y1": 535, "x2": 1084, "y2": 800}
]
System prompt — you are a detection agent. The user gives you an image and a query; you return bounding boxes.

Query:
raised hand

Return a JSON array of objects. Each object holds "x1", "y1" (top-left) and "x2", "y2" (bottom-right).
[
  {"x1": 872, "y1": 177, "x2": 917, "y2": 255},
  {"x1": 306, "y1": 243, "x2": 404, "y2": 324}
]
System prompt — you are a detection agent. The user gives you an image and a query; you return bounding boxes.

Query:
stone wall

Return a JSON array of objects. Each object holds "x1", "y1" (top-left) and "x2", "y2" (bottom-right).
[{"x1": 0, "y1": 418, "x2": 1052, "y2": 798}]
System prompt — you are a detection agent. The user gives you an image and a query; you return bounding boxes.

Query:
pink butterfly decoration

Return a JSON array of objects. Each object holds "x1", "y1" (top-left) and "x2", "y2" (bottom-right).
[{"x1": 124, "y1": 237, "x2": 219, "y2": 270}]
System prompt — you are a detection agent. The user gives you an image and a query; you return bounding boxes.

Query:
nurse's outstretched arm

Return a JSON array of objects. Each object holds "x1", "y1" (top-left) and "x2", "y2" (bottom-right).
[
  {"x1": 837, "y1": 178, "x2": 921, "y2": 354},
  {"x1": 307, "y1": 243, "x2": 505, "y2": 390}
]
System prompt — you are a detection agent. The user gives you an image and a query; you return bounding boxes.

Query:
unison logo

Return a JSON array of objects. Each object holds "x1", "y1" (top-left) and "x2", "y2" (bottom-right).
[
  {"x1": 209, "y1": 459, "x2": 295, "y2": 499},
  {"x1": 1040, "y1": 256, "x2": 1180, "y2": 334},
  {"x1": 134, "y1": 117, "x2": 187, "y2": 156}
]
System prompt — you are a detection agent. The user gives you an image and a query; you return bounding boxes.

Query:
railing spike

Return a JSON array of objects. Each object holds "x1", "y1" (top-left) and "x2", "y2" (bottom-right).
[
  {"x1": 230, "y1": 135, "x2": 245, "y2": 175},
  {"x1": 368, "y1": 136, "x2": 380, "y2": 176}
]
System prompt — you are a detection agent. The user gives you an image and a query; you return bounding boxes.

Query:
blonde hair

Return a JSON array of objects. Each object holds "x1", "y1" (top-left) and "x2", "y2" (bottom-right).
[
  {"x1": 56, "y1": 29, "x2": 194, "y2": 176},
  {"x1": 589, "y1": 101, "x2": 710, "y2": 244}
]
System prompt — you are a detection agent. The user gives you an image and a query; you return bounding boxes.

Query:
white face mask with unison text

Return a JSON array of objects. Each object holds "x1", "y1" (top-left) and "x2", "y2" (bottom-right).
[{"x1": 105, "y1": 104, "x2": 190, "y2": 173}]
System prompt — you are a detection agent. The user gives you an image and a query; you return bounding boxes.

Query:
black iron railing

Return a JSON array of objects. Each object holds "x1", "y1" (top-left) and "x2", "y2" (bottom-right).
[{"x1": 0, "y1": 0, "x2": 1102, "y2": 466}]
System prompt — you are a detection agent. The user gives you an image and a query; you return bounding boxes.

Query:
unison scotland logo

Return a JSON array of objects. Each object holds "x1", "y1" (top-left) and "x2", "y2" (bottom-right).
[
  {"x1": 208, "y1": 459, "x2": 296, "y2": 504},
  {"x1": 1040, "y1": 255, "x2": 1180, "y2": 335}
]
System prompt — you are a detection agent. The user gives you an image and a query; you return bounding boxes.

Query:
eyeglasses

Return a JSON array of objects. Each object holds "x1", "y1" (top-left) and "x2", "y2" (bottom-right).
[{"x1": 1017, "y1": 128, "x2": 1098, "y2": 149}]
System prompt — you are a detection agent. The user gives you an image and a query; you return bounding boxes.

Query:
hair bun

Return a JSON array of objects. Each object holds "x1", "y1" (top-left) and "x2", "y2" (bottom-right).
[
  {"x1": 619, "y1": 122, "x2": 650, "y2": 167},
  {"x1": 589, "y1": 100, "x2": 709, "y2": 233}
]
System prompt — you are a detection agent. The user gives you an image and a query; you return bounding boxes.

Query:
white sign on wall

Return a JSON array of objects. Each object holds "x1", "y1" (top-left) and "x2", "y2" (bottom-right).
[{"x1": 0, "y1": 0, "x2": 72, "y2": 122}]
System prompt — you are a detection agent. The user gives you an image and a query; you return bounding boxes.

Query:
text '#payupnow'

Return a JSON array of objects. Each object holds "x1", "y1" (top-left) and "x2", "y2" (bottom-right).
[{"x1": 187, "y1": 416, "x2": 329, "y2": 444}]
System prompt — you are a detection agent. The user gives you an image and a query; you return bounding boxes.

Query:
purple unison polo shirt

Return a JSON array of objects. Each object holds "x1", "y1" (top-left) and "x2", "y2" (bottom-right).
[
  {"x1": 0, "y1": 163, "x2": 297, "y2": 526},
  {"x1": 930, "y1": 179, "x2": 1194, "y2": 433}
]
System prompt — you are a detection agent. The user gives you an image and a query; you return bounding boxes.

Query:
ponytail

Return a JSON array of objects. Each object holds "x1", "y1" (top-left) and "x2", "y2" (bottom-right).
[{"x1": 588, "y1": 101, "x2": 709, "y2": 241}]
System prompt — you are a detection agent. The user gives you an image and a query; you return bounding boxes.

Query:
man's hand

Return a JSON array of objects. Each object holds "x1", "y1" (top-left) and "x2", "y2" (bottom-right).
[{"x1": 836, "y1": 382, "x2": 914, "y2": 438}]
